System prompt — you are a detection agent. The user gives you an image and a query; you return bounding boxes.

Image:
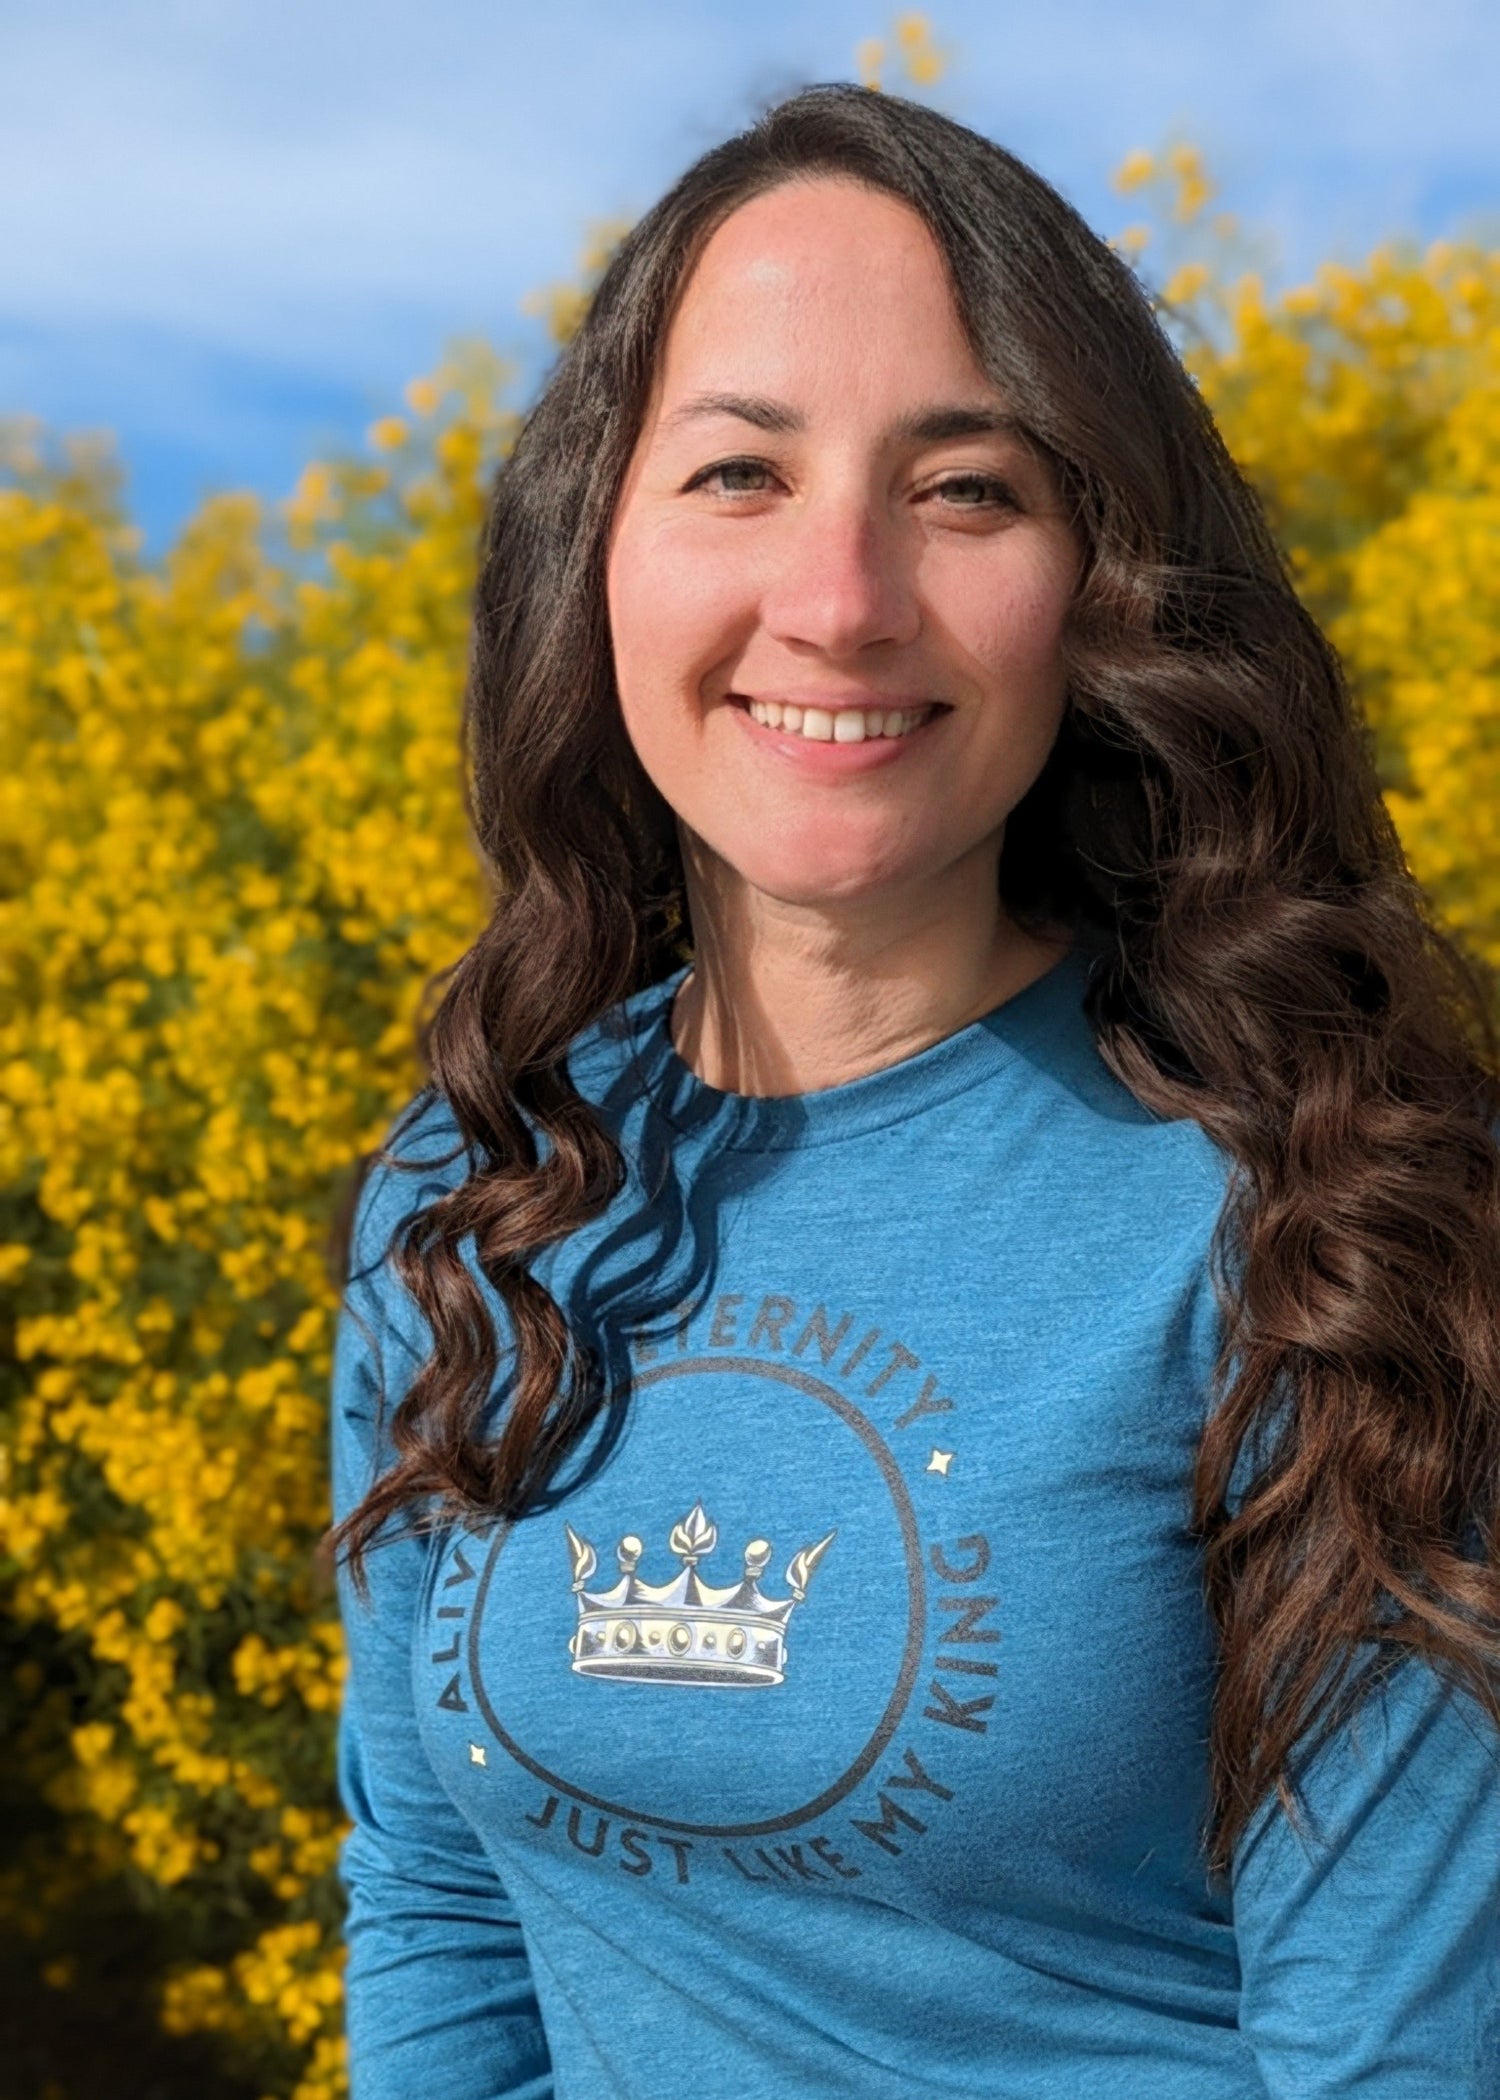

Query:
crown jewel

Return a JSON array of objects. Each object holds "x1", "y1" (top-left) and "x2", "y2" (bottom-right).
[{"x1": 564, "y1": 1500, "x2": 835, "y2": 1688}]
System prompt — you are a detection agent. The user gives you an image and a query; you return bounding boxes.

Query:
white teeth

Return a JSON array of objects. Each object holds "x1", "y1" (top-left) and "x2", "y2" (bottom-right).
[{"x1": 745, "y1": 699, "x2": 935, "y2": 741}]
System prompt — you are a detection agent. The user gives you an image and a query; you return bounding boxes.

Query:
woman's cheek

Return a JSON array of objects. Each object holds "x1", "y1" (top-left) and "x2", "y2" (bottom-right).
[
  {"x1": 941, "y1": 544, "x2": 1064, "y2": 667},
  {"x1": 614, "y1": 531, "x2": 739, "y2": 701},
  {"x1": 660, "y1": 529, "x2": 765, "y2": 656}
]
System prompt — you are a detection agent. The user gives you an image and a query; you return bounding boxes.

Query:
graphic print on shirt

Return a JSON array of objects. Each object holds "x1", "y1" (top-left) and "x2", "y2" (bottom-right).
[
  {"x1": 422, "y1": 1288, "x2": 1001, "y2": 1890},
  {"x1": 564, "y1": 1499, "x2": 836, "y2": 1686}
]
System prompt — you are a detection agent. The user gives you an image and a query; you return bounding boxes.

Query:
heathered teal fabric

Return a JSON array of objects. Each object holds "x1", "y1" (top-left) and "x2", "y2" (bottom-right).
[{"x1": 333, "y1": 942, "x2": 1500, "y2": 2098}]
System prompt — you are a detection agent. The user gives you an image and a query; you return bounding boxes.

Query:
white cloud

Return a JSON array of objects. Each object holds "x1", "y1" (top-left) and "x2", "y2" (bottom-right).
[
  {"x1": 4, "y1": 0, "x2": 1494, "y2": 348},
  {"x1": 2, "y1": 0, "x2": 1493, "y2": 545}
]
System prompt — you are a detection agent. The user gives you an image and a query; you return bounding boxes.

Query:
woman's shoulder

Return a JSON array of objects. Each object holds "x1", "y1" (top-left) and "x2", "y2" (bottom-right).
[
  {"x1": 352, "y1": 977, "x2": 677, "y2": 1260},
  {"x1": 1013, "y1": 942, "x2": 1238, "y2": 1204},
  {"x1": 563, "y1": 969, "x2": 682, "y2": 1103},
  {"x1": 346, "y1": 1088, "x2": 470, "y2": 1290}
]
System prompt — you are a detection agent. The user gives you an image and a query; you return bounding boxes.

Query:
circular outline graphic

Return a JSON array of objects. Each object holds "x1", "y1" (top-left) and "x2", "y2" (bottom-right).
[{"x1": 466, "y1": 1353, "x2": 927, "y2": 1838}]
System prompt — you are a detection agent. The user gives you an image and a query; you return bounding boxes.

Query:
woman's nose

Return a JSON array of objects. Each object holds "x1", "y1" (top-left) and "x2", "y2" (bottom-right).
[{"x1": 758, "y1": 492, "x2": 920, "y2": 659}]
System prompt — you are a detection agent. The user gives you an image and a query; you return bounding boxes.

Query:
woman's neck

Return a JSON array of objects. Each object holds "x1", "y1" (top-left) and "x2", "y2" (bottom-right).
[{"x1": 668, "y1": 914, "x2": 1074, "y2": 1099}]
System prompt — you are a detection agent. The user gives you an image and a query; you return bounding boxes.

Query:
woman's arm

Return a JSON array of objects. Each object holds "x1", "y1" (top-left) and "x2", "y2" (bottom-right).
[
  {"x1": 1233, "y1": 1649, "x2": 1500, "y2": 2097},
  {"x1": 332, "y1": 1139, "x2": 553, "y2": 2100}
]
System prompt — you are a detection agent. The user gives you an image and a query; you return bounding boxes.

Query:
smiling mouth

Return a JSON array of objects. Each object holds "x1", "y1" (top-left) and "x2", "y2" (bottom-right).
[{"x1": 733, "y1": 695, "x2": 951, "y2": 744}]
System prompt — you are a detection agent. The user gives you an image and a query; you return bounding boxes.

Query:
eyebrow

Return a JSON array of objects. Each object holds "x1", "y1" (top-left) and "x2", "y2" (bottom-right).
[{"x1": 655, "y1": 390, "x2": 1031, "y2": 446}]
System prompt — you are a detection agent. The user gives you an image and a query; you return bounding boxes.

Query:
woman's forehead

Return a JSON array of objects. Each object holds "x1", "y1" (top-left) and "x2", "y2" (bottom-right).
[
  {"x1": 650, "y1": 182, "x2": 991, "y2": 418},
  {"x1": 675, "y1": 179, "x2": 951, "y2": 328}
]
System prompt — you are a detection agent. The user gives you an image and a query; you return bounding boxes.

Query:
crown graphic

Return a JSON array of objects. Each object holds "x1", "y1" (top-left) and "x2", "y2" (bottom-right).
[{"x1": 564, "y1": 1500, "x2": 836, "y2": 1688}]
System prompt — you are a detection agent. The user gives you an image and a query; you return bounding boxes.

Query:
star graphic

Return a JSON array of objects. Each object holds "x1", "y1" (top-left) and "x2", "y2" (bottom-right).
[
  {"x1": 469, "y1": 1743, "x2": 487, "y2": 1767},
  {"x1": 927, "y1": 1448, "x2": 954, "y2": 1476}
]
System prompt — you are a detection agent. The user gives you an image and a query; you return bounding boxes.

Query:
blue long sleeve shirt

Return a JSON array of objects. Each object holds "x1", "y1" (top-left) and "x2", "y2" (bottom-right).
[{"x1": 332, "y1": 942, "x2": 1500, "y2": 2097}]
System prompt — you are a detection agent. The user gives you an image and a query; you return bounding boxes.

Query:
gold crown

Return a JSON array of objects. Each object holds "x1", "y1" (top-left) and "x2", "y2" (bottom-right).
[{"x1": 564, "y1": 1499, "x2": 836, "y2": 1688}]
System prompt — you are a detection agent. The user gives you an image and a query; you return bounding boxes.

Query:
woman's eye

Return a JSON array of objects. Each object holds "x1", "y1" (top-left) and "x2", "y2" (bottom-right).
[
  {"x1": 682, "y1": 462, "x2": 1021, "y2": 509},
  {"x1": 686, "y1": 457, "x2": 777, "y2": 496},
  {"x1": 928, "y1": 474, "x2": 1020, "y2": 510}
]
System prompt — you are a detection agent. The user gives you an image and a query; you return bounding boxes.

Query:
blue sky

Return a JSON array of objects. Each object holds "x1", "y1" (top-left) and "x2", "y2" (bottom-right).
[{"x1": 3, "y1": 0, "x2": 1496, "y2": 556}]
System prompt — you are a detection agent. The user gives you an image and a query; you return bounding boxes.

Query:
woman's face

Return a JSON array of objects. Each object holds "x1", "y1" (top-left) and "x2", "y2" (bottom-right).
[{"x1": 606, "y1": 176, "x2": 1082, "y2": 918}]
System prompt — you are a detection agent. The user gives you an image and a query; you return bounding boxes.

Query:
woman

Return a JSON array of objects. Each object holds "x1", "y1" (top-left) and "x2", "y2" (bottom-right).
[{"x1": 330, "y1": 83, "x2": 1500, "y2": 2098}]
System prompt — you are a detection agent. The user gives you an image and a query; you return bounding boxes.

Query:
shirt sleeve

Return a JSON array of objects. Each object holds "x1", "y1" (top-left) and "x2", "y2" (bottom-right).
[
  {"x1": 332, "y1": 1125, "x2": 554, "y2": 2100},
  {"x1": 1232, "y1": 1648, "x2": 1500, "y2": 2097}
]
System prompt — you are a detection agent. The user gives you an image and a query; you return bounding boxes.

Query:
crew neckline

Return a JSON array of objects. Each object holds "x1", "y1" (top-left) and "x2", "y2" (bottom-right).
[{"x1": 625, "y1": 941, "x2": 1100, "y2": 1153}]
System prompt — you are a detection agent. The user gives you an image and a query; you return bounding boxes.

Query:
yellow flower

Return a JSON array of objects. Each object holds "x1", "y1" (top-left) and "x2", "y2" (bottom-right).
[
  {"x1": 1163, "y1": 262, "x2": 1210, "y2": 306},
  {"x1": 366, "y1": 416, "x2": 408, "y2": 452},
  {"x1": 1112, "y1": 148, "x2": 1155, "y2": 193}
]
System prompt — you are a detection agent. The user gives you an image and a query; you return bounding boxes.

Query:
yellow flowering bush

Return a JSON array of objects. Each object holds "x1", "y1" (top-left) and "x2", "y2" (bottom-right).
[
  {"x1": 1, "y1": 131, "x2": 1495, "y2": 2098},
  {"x1": 1117, "y1": 147, "x2": 1500, "y2": 967},
  {"x1": 0, "y1": 347, "x2": 516, "y2": 2097}
]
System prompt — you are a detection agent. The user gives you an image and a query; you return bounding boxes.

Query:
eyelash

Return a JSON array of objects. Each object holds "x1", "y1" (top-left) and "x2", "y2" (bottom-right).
[{"x1": 683, "y1": 456, "x2": 1022, "y2": 511}]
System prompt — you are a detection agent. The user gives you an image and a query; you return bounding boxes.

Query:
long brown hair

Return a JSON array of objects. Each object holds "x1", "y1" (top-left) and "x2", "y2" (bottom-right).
[{"x1": 330, "y1": 82, "x2": 1500, "y2": 1879}]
